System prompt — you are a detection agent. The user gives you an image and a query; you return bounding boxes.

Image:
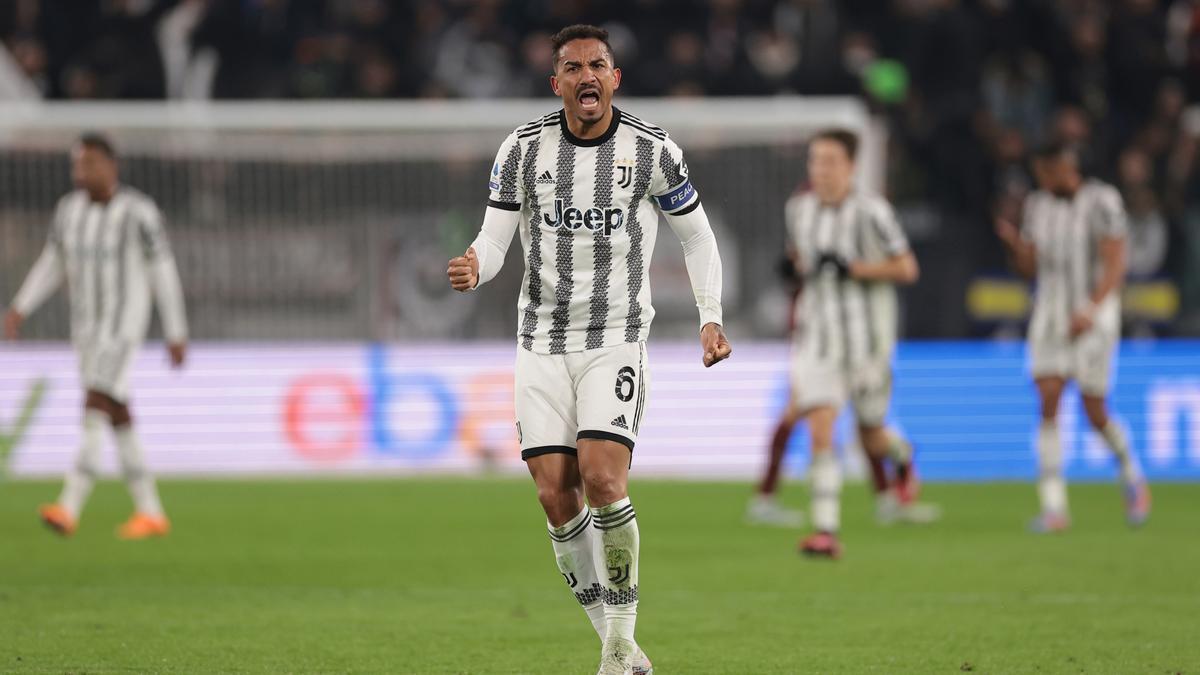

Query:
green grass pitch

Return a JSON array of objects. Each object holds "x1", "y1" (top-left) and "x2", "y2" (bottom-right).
[{"x1": 1, "y1": 479, "x2": 1197, "y2": 674}]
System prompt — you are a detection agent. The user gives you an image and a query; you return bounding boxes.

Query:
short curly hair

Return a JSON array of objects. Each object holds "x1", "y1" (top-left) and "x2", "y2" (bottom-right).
[{"x1": 550, "y1": 24, "x2": 614, "y2": 71}]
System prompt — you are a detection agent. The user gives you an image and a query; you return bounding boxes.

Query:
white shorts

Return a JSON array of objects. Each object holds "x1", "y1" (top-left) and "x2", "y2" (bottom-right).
[
  {"x1": 1030, "y1": 329, "x2": 1116, "y2": 396},
  {"x1": 790, "y1": 356, "x2": 891, "y2": 427},
  {"x1": 515, "y1": 341, "x2": 649, "y2": 461},
  {"x1": 77, "y1": 340, "x2": 138, "y2": 403}
]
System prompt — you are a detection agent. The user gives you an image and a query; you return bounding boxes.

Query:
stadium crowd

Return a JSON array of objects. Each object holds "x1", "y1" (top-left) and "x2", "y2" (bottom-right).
[{"x1": 3, "y1": 0, "x2": 1200, "y2": 332}]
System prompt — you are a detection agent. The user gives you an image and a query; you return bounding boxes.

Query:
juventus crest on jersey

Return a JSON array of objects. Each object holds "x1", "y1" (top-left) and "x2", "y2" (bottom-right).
[
  {"x1": 487, "y1": 107, "x2": 699, "y2": 354},
  {"x1": 12, "y1": 187, "x2": 188, "y2": 346},
  {"x1": 785, "y1": 190, "x2": 910, "y2": 366},
  {"x1": 1021, "y1": 179, "x2": 1127, "y2": 342}
]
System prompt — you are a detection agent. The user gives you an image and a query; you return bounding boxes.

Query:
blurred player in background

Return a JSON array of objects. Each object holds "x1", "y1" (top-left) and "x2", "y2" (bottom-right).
[
  {"x1": 996, "y1": 142, "x2": 1150, "y2": 532},
  {"x1": 745, "y1": 256, "x2": 938, "y2": 529},
  {"x1": 447, "y1": 24, "x2": 729, "y2": 675},
  {"x1": 3, "y1": 132, "x2": 187, "y2": 540},
  {"x1": 783, "y1": 129, "x2": 934, "y2": 559}
]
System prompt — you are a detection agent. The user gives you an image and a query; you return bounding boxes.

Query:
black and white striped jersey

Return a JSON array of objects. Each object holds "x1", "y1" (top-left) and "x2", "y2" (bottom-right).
[
  {"x1": 12, "y1": 187, "x2": 188, "y2": 345},
  {"x1": 486, "y1": 107, "x2": 705, "y2": 354},
  {"x1": 785, "y1": 190, "x2": 909, "y2": 365},
  {"x1": 1021, "y1": 179, "x2": 1127, "y2": 342}
]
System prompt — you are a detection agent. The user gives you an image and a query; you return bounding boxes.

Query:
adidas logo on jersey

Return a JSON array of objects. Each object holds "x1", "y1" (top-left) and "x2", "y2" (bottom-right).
[
  {"x1": 536, "y1": 170, "x2": 555, "y2": 185},
  {"x1": 611, "y1": 415, "x2": 629, "y2": 430},
  {"x1": 543, "y1": 198, "x2": 626, "y2": 237}
]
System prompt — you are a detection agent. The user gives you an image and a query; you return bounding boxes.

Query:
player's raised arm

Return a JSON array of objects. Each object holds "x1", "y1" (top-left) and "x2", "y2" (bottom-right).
[
  {"x1": 6, "y1": 209, "x2": 68, "y2": 339},
  {"x1": 653, "y1": 140, "x2": 730, "y2": 367},
  {"x1": 139, "y1": 203, "x2": 188, "y2": 366}
]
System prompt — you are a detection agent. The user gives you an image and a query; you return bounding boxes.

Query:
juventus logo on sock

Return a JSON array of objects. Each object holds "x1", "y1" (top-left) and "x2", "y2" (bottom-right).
[
  {"x1": 561, "y1": 572, "x2": 579, "y2": 588},
  {"x1": 608, "y1": 563, "x2": 630, "y2": 585}
]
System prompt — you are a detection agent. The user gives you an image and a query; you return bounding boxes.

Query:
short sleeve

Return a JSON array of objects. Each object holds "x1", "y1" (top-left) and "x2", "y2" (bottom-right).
[
  {"x1": 487, "y1": 132, "x2": 524, "y2": 212},
  {"x1": 865, "y1": 197, "x2": 909, "y2": 256},
  {"x1": 650, "y1": 137, "x2": 699, "y2": 216},
  {"x1": 1091, "y1": 185, "x2": 1128, "y2": 239}
]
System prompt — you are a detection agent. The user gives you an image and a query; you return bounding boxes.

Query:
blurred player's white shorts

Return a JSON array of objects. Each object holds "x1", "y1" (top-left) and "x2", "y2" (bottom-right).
[
  {"x1": 515, "y1": 341, "x2": 648, "y2": 461},
  {"x1": 1030, "y1": 329, "x2": 1116, "y2": 396},
  {"x1": 790, "y1": 356, "x2": 891, "y2": 427},
  {"x1": 76, "y1": 339, "x2": 138, "y2": 403}
]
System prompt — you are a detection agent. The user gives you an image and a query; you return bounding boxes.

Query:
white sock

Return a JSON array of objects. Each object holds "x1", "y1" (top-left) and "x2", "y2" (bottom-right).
[
  {"x1": 592, "y1": 497, "x2": 638, "y2": 645},
  {"x1": 1037, "y1": 421, "x2": 1068, "y2": 516},
  {"x1": 810, "y1": 450, "x2": 842, "y2": 532},
  {"x1": 59, "y1": 410, "x2": 106, "y2": 520},
  {"x1": 114, "y1": 426, "x2": 164, "y2": 517},
  {"x1": 1099, "y1": 420, "x2": 1142, "y2": 484},
  {"x1": 885, "y1": 430, "x2": 913, "y2": 465},
  {"x1": 548, "y1": 507, "x2": 607, "y2": 641}
]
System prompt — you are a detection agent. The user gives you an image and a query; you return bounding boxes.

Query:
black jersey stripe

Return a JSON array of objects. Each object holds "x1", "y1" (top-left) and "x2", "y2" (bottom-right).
[
  {"x1": 585, "y1": 136, "x2": 617, "y2": 349},
  {"x1": 623, "y1": 136, "x2": 655, "y2": 343},
  {"x1": 517, "y1": 112, "x2": 558, "y2": 133},
  {"x1": 487, "y1": 199, "x2": 520, "y2": 211},
  {"x1": 620, "y1": 113, "x2": 667, "y2": 139},
  {"x1": 547, "y1": 136, "x2": 577, "y2": 354},
  {"x1": 518, "y1": 120, "x2": 557, "y2": 139},
  {"x1": 497, "y1": 140, "x2": 522, "y2": 203},
  {"x1": 518, "y1": 138, "x2": 544, "y2": 351},
  {"x1": 622, "y1": 119, "x2": 667, "y2": 141}
]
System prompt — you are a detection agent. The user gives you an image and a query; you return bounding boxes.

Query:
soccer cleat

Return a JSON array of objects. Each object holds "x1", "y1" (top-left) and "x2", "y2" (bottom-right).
[
  {"x1": 745, "y1": 495, "x2": 805, "y2": 528},
  {"x1": 597, "y1": 636, "x2": 637, "y2": 675},
  {"x1": 631, "y1": 645, "x2": 653, "y2": 675},
  {"x1": 117, "y1": 512, "x2": 170, "y2": 540},
  {"x1": 39, "y1": 503, "x2": 77, "y2": 536},
  {"x1": 798, "y1": 531, "x2": 842, "y2": 559},
  {"x1": 1028, "y1": 512, "x2": 1070, "y2": 534},
  {"x1": 1123, "y1": 479, "x2": 1151, "y2": 528}
]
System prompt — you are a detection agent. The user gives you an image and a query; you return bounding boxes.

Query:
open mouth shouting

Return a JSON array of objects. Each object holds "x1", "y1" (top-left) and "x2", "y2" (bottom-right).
[{"x1": 577, "y1": 86, "x2": 602, "y2": 113}]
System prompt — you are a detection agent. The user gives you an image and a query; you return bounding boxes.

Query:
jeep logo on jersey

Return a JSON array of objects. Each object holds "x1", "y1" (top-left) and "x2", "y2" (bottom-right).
[{"x1": 543, "y1": 198, "x2": 625, "y2": 237}]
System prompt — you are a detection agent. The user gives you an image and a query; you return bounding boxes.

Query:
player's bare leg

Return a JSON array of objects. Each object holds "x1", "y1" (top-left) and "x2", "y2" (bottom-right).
[
  {"x1": 1081, "y1": 394, "x2": 1150, "y2": 527},
  {"x1": 746, "y1": 401, "x2": 804, "y2": 527},
  {"x1": 578, "y1": 438, "x2": 650, "y2": 675},
  {"x1": 860, "y1": 425, "x2": 940, "y2": 525},
  {"x1": 528, "y1": 453, "x2": 612, "y2": 641},
  {"x1": 799, "y1": 405, "x2": 843, "y2": 558},
  {"x1": 1030, "y1": 377, "x2": 1070, "y2": 532}
]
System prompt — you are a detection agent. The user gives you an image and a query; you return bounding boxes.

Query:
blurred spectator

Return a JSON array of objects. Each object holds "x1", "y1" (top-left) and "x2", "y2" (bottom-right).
[{"x1": 1118, "y1": 147, "x2": 1169, "y2": 279}]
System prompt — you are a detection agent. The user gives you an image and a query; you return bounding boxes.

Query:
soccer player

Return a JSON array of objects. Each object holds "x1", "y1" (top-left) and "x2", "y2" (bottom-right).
[
  {"x1": 3, "y1": 132, "x2": 187, "y2": 540},
  {"x1": 447, "y1": 24, "x2": 729, "y2": 675},
  {"x1": 996, "y1": 142, "x2": 1150, "y2": 532},
  {"x1": 783, "y1": 129, "x2": 928, "y2": 558},
  {"x1": 746, "y1": 257, "x2": 935, "y2": 527}
]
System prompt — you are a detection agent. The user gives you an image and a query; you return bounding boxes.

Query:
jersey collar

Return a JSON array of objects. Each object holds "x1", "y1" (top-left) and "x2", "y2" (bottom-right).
[{"x1": 559, "y1": 107, "x2": 622, "y2": 147}]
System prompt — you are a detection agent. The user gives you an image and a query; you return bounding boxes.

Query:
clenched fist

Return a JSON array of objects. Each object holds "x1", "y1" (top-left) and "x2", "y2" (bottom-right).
[{"x1": 447, "y1": 247, "x2": 479, "y2": 292}]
